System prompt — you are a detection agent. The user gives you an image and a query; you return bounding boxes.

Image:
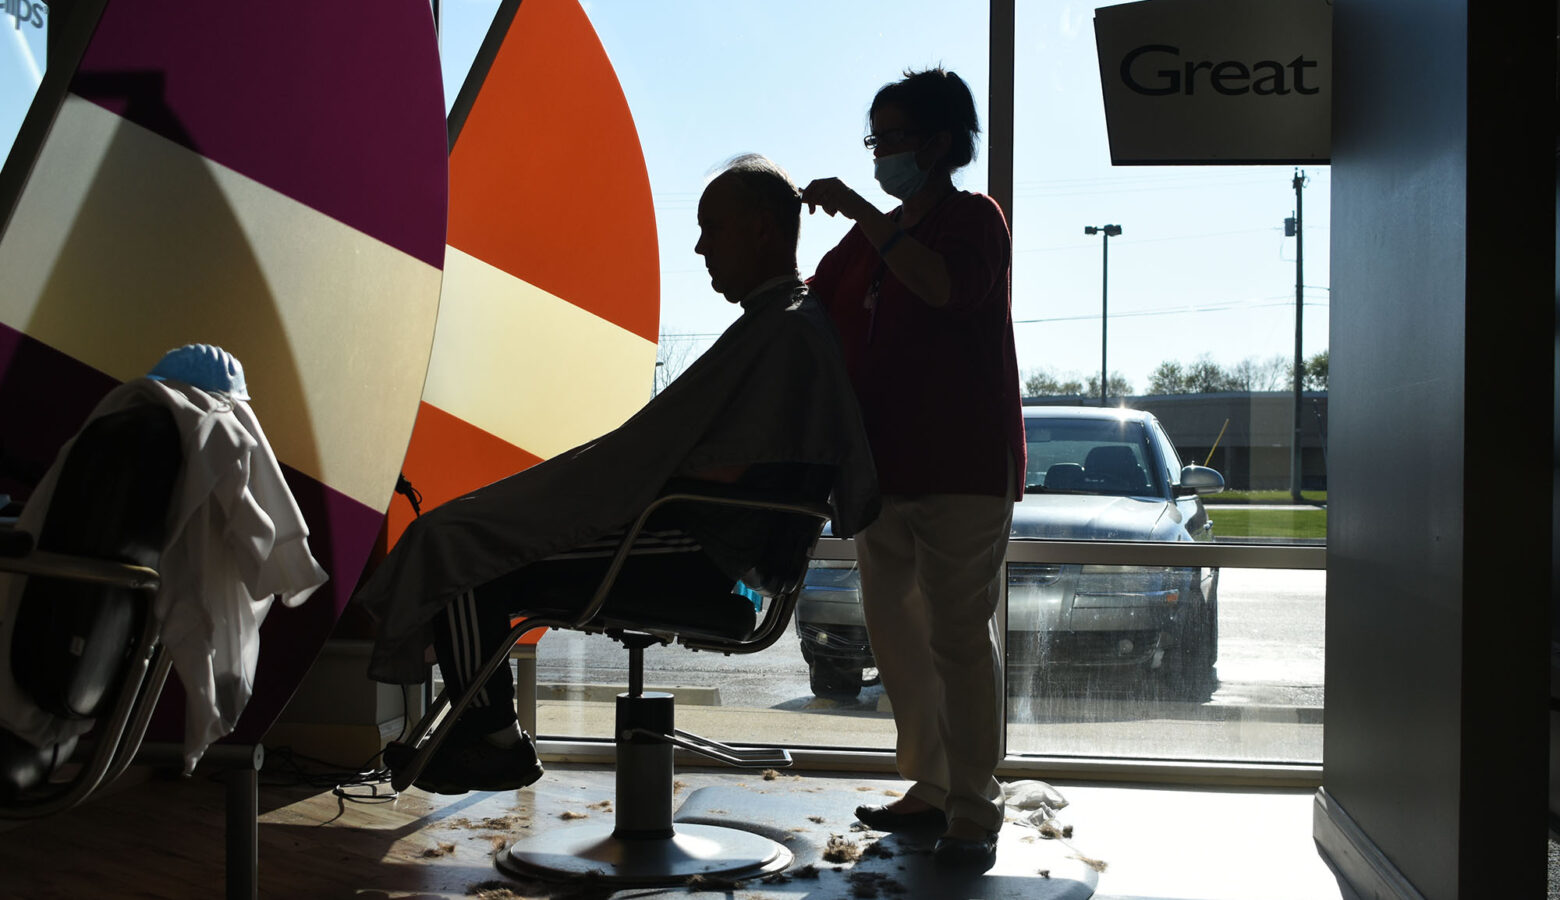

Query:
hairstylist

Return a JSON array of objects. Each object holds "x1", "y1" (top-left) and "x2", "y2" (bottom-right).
[{"x1": 800, "y1": 66, "x2": 1024, "y2": 869}]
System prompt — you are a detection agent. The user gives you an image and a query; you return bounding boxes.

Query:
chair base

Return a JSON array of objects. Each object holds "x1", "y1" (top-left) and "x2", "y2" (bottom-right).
[{"x1": 495, "y1": 821, "x2": 792, "y2": 886}]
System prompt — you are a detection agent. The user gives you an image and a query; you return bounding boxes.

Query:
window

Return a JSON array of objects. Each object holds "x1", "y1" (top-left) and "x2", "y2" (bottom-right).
[
  {"x1": 531, "y1": 0, "x2": 991, "y2": 753},
  {"x1": 0, "y1": 3, "x2": 48, "y2": 164},
  {"x1": 1007, "y1": 0, "x2": 1328, "y2": 765},
  {"x1": 436, "y1": 0, "x2": 1327, "y2": 773}
]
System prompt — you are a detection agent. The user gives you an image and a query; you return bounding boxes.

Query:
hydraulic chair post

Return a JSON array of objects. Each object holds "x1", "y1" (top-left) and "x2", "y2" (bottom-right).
[
  {"x1": 615, "y1": 632, "x2": 674, "y2": 839},
  {"x1": 497, "y1": 630, "x2": 792, "y2": 885},
  {"x1": 614, "y1": 690, "x2": 675, "y2": 839}
]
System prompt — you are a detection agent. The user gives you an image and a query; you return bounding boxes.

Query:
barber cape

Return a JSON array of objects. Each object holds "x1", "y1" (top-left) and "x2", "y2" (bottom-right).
[
  {"x1": 358, "y1": 278, "x2": 878, "y2": 684},
  {"x1": 0, "y1": 378, "x2": 328, "y2": 773}
]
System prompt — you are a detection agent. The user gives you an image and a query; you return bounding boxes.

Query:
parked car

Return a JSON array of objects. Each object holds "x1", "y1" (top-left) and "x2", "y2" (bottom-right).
[{"x1": 795, "y1": 406, "x2": 1225, "y2": 700}]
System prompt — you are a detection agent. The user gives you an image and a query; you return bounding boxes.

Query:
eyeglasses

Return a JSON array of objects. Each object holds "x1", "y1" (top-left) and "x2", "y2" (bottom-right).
[{"x1": 863, "y1": 129, "x2": 917, "y2": 150}]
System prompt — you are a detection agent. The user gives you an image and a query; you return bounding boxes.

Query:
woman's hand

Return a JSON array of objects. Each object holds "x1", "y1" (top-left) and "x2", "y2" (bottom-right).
[
  {"x1": 804, "y1": 176, "x2": 952, "y2": 307},
  {"x1": 800, "y1": 177, "x2": 877, "y2": 222}
]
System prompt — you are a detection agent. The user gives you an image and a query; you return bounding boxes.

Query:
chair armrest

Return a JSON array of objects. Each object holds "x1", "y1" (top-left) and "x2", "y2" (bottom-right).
[
  {"x1": 0, "y1": 549, "x2": 159, "y2": 592},
  {"x1": 655, "y1": 478, "x2": 833, "y2": 520},
  {"x1": 568, "y1": 482, "x2": 831, "y2": 632}
]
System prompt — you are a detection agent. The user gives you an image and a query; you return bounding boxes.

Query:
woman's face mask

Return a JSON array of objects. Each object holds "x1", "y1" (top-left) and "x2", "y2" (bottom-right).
[{"x1": 874, "y1": 149, "x2": 930, "y2": 201}]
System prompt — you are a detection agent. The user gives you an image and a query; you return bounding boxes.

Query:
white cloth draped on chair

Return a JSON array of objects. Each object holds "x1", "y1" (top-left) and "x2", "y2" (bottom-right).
[{"x1": 0, "y1": 377, "x2": 326, "y2": 773}]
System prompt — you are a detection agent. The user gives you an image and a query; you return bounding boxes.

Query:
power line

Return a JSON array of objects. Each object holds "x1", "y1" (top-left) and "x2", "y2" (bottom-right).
[
  {"x1": 1014, "y1": 225, "x2": 1332, "y2": 256},
  {"x1": 1011, "y1": 298, "x2": 1328, "y2": 326},
  {"x1": 655, "y1": 294, "x2": 1331, "y2": 340}
]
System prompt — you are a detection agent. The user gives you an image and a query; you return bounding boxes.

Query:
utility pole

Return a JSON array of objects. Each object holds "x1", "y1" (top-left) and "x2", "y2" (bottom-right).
[{"x1": 1287, "y1": 169, "x2": 1307, "y2": 502}]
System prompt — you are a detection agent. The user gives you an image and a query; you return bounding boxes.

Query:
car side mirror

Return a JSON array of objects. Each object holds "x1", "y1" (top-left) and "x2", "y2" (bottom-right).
[{"x1": 1176, "y1": 465, "x2": 1225, "y2": 496}]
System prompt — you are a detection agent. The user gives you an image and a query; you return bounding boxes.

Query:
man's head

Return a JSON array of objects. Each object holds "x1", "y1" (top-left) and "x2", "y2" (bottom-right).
[{"x1": 694, "y1": 154, "x2": 801, "y2": 303}]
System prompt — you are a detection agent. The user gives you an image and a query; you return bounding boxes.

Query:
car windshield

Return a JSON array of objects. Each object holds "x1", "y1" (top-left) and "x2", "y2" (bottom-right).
[{"x1": 1023, "y1": 417, "x2": 1160, "y2": 497}]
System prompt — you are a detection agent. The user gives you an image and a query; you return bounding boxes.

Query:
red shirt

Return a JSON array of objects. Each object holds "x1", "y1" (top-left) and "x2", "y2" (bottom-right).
[{"x1": 809, "y1": 191, "x2": 1025, "y2": 499}]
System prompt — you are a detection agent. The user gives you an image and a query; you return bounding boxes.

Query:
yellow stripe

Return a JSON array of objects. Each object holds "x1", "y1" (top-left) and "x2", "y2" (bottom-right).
[
  {"x1": 0, "y1": 96, "x2": 441, "y2": 511},
  {"x1": 423, "y1": 247, "x2": 656, "y2": 459}
]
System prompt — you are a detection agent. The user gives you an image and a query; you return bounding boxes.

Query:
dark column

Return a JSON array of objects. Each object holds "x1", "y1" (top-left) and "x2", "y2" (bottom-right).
[{"x1": 1318, "y1": 2, "x2": 1555, "y2": 898}]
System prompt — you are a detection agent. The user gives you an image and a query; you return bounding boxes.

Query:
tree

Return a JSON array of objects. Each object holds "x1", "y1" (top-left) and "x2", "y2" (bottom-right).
[
  {"x1": 1304, "y1": 349, "x2": 1329, "y2": 390},
  {"x1": 1147, "y1": 360, "x2": 1188, "y2": 394},
  {"x1": 1146, "y1": 353, "x2": 1311, "y2": 395},
  {"x1": 653, "y1": 332, "x2": 694, "y2": 396},
  {"x1": 1084, "y1": 371, "x2": 1134, "y2": 398},
  {"x1": 1185, "y1": 355, "x2": 1240, "y2": 393},
  {"x1": 1230, "y1": 354, "x2": 1290, "y2": 392},
  {"x1": 1022, "y1": 367, "x2": 1085, "y2": 397}
]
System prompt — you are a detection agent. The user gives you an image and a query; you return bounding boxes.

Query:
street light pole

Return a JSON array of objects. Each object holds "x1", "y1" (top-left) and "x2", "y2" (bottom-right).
[
  {"x1": 1287, "y1": 170, "x2": 1307, "y2": 502},
  {"x1": 1084, "y1": 224, "x2": 1122, "y2": 406}
]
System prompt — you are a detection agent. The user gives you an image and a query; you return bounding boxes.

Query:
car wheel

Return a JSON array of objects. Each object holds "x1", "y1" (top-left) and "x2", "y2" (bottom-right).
[
  {"x1": 808, "y1": 656, "x2": 864, "y2": 699},
  {"x1": 1163, "y1": 581, "x2": 1218, "y2": 701}
]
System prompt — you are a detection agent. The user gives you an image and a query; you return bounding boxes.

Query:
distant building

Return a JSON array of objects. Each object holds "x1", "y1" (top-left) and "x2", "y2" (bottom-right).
[{"x1": 1024, "y1": 391, "x2": 1328, "y2": 491}]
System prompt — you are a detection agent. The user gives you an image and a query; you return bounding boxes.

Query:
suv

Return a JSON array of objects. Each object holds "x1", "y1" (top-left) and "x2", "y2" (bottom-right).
[{"x1": 796, "y1": 406, "x2": 1225, "y2": 700}]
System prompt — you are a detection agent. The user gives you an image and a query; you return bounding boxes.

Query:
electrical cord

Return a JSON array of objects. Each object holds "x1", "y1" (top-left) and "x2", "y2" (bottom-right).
[
  {"x1": 395, "y1": 472, "x2": 423, "y2": 518},
  {"x1": 260, "y1": 746, "x2": 396, "y2": 803},
  {"x1": 262, "y1": 684, "x2": 417, "y2": 804},
  {"x1": 391, "y1": 474, "x2": 439, "y2": 728}
]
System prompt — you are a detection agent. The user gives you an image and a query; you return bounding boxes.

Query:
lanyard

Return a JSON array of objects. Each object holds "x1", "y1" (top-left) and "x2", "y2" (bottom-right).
[
  {"x1": 864, "y1": 263, "x2": 886, "y2": 345},
  {"x1": 863, "y1": 210, "x2": 908, "y2": 345}
]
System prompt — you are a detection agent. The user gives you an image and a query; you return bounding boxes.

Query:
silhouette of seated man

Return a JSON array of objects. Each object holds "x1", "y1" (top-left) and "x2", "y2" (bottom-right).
[{"x1": 353, "y1": 155, "x2": 878, "y2": 793}]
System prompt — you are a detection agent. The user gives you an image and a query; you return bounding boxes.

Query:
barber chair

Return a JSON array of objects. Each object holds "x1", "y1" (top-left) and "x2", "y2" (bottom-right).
[
  {"x1": 0, "y1": 401, "x2": 263, "y2": 900},
  {"x1": 386, "y1": 474, "x2": 834, "y2": 886}
]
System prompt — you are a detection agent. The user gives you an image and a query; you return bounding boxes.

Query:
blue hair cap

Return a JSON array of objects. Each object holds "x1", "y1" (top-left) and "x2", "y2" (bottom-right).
[{"x1": 147, "y1": 344, "x2": 250, "y2": 400}]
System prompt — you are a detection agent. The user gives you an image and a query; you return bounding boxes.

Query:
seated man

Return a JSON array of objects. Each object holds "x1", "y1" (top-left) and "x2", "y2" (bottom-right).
[{"x1": 354, "y1": 155, "x2": 879, "y2": 793}]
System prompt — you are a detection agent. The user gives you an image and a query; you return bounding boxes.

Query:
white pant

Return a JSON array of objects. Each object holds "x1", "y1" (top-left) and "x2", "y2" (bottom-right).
[{"x1": 856, "y1": 485, "x2": 1014, "y2": 832}]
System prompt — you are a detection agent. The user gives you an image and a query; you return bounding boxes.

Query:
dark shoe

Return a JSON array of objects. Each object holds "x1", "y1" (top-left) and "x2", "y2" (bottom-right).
[
  {"x1": 933, "y1": 823, "x2": 999, "y2": 868},
  {"x1": 386, "y1": 732, "x2": 544, "y2": 795},
  {"x1": 854, "y1": 802, "x2": 947, "y2": 832}
]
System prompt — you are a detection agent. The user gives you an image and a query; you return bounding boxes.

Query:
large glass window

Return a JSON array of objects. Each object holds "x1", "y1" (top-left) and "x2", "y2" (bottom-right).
[
  {"x1": 0, "y1": 1, "x2": 48, "y2": 165},
  {"x1": 437, "y1": 0, "x2": 1327, "y2": 771},
  {"x1": 1012, "y1": 1, "x2": 1330, "y2": 520},
  {"x1": 1005, "y1": 559, "x2": 1324, "y2": 764},
  {"x1": 436, "y1": 0, "x2": 503, "y2": 114},
  {"x1": 528, "y1": 0, "x2": 991, "y2": 753},
  {"x1": 1005, "y1": 0, "x2": 1328, "y2": 765},
  {"x1": 582, "y1": 1, "x2": 992, "y2": 373}
]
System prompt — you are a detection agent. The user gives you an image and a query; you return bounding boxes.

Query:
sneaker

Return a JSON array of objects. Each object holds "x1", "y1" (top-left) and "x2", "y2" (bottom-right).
[{"x1": 387, "y1": 732, "x2": 544, "y2": 795}]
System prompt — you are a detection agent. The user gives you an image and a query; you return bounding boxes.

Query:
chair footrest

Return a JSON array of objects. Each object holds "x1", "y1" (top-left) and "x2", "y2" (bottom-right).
[{"x1": 634, "y1": 728, "x2": 790, "y2": 769}]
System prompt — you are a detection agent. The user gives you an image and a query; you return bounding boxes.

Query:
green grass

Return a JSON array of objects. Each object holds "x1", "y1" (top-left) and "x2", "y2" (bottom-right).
[
  {"x1": 1202, "y1": 489, "x2": 1327, "y2": 505},
  {"x1": 1208, "y1": 507, "x2": 1328, "y2": 540}
]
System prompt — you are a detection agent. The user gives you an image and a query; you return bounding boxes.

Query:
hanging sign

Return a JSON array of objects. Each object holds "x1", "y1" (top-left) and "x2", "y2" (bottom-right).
[{"x1": 1094, "y1": 0, "x2": 1331, "y2": 164}]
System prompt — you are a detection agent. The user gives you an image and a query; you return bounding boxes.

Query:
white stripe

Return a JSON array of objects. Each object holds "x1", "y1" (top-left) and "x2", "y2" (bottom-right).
[
  {"x1": 444, "y1": 591, "x2": 479, "y2": 709},
  {"x1": 0, "y1": 97, "x2": 442, "y2": 511},
  {"x1": 423, "y1": 247, "x2": 657, "y2": 459},
  {"x1": 461, "y1": 591, "x2": 489, "y2": 709}
]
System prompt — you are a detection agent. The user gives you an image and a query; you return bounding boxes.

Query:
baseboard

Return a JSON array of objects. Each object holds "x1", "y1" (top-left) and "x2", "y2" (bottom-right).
[
  {"x1": 1313, "y1": 788, "x2": 1427, "y2": 900},
  {"x1": 264, "y1": 719, "x2": 405, "y2": 770}
]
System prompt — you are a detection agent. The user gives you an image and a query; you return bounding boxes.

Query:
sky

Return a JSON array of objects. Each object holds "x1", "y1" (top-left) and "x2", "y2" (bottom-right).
[{"x1": 0, "y1": 0, "x2": 1328, "y2": 396}]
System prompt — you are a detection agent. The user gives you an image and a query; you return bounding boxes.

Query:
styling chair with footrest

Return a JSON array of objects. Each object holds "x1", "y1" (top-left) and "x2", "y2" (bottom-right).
[
  {"x1": 385, "y1": 472, "x2": 834, "y2": 887},
  {"x1": 0, "y1": 400, "x2": 265, "y2": 900}
]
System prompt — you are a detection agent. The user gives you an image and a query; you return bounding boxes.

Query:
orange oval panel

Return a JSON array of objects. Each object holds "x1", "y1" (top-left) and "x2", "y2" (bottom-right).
[{"x1": 386, "y1": 0, "x2": 659, "y2": 553}]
